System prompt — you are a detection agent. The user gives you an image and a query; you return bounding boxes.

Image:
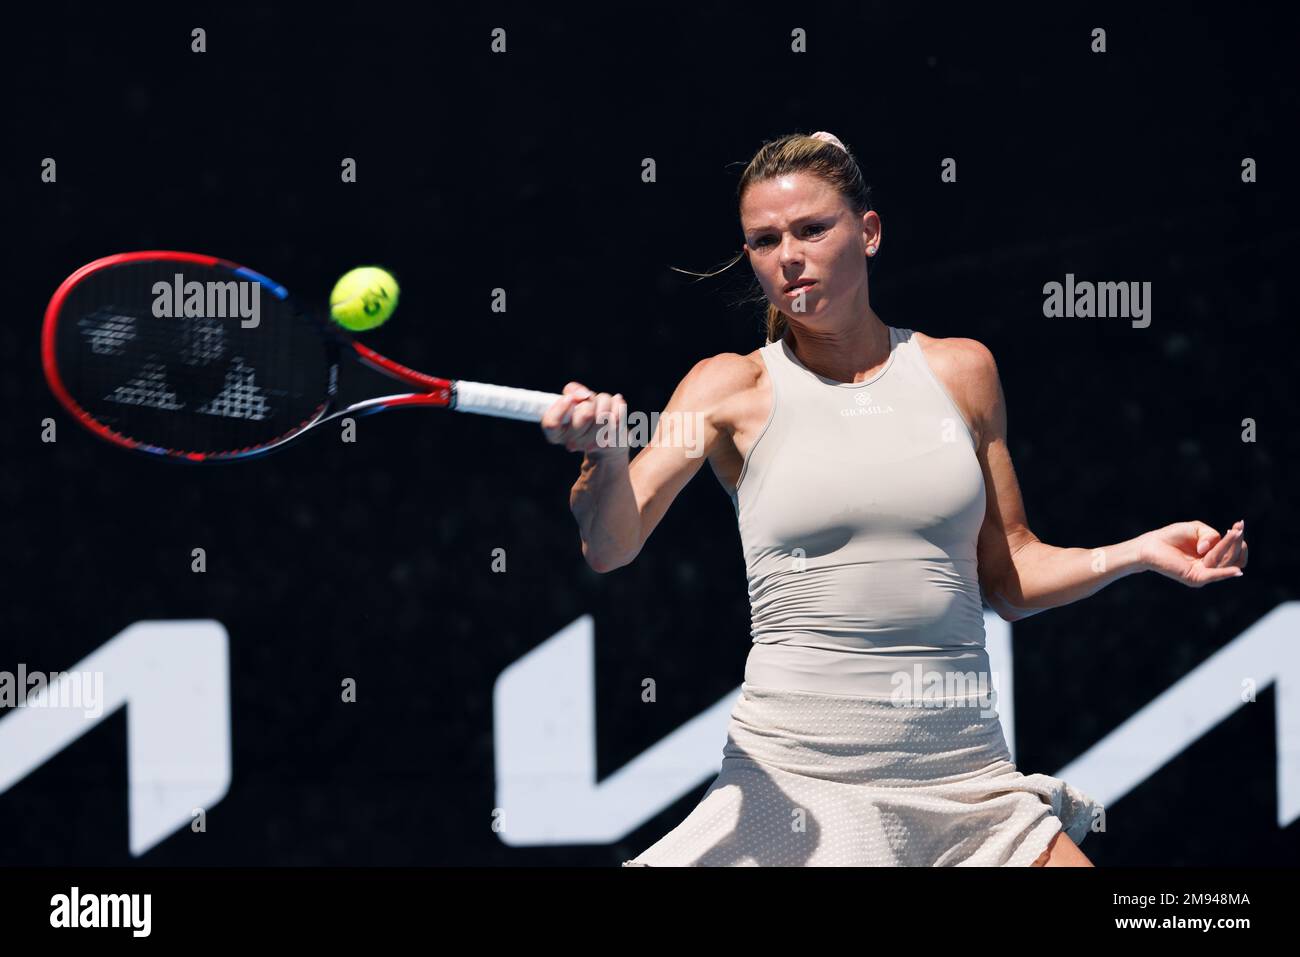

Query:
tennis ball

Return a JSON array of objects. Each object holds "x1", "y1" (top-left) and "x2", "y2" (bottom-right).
[{"x1": 329, "y1": 266, "x2": 400, "y2": 331}]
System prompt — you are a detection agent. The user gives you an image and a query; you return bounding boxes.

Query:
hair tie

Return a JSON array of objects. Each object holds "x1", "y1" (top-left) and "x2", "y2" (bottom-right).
[{"x1": 809, "y1": 131, "x2": 847, "y2": 152}]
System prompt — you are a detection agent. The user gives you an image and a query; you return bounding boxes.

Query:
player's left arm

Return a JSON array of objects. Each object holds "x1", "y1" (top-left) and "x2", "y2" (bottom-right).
[
  {"x1": 958, "y1": 340, "x2": 1145, "y2": 622},
  {"x1": 961, "y1": 340, "x2": 1248, "y2": 621}
]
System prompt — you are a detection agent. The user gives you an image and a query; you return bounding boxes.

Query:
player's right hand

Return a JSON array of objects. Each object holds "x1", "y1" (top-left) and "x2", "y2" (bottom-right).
[{"x1": 541, "y1": 382, "x2": 628, "y2": 459}]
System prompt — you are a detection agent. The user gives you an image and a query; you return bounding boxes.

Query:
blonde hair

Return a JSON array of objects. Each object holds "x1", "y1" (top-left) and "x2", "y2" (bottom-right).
[{"x1": 672, "y1": 132, "x2": 875, "y2": 342}]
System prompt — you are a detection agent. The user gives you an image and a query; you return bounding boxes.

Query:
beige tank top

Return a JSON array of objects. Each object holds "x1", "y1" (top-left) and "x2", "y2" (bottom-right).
[{"x1": 731, "y1": 325, "x2": 992, "y2": 697}]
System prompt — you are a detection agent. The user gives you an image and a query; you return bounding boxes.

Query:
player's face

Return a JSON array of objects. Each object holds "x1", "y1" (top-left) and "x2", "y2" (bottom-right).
[{"x1": 740, "y1": 173, "x2": 874, "y2": 323}]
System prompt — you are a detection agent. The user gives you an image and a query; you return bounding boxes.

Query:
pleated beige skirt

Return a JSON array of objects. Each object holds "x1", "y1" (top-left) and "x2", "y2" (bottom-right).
[{"x1": 623, "y1": 682, "x2": 1102, "y2": 866}]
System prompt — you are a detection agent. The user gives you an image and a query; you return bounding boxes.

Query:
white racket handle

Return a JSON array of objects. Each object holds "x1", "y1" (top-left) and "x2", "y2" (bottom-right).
[{"x1": 452, "y1": 380, "x2": 566, "y2": 422}]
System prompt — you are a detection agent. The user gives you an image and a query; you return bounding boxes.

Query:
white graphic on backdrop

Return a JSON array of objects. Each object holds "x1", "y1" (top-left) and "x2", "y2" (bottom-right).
[
  {"x1": 0, "y1": 620, "x2": 231, "y2": 856},
  {"x1": 495, "y1": 605, "x2": 1300, "y2": 845}
]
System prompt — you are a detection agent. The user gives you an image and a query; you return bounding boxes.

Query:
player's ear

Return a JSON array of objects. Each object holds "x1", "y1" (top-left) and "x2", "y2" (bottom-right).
[{"x1": 861, "y1": 210, "x2": 881, "y2": 251}]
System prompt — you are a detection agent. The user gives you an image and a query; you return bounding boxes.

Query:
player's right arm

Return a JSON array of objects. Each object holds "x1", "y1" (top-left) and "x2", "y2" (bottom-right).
[{"x1": 541, "y1": 355, "x2": 746, "y2": 573}]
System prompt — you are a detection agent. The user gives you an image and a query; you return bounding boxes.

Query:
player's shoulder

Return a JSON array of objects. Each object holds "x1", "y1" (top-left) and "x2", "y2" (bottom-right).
[
  {"x1": 911, "y1": 329, "x2": 996, "y2": 365},
  {"x1": 911, "y1": 331, "x2": 1002, "y2": 443},
  {"x1": 676, "y1": 349, "x2": 765, "y2": 401},
  {"x1": 911, "y1": 330, "x2": 998, "y2": 381}
]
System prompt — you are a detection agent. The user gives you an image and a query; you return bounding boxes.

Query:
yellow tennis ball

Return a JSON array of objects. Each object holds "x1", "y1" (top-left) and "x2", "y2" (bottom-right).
[{"x1": 329, "y1": 267, "x2": 400, "y2": 331}]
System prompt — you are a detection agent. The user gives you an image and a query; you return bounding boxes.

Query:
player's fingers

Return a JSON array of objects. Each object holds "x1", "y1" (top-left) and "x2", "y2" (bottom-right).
[
  {"x1": 1203, "y1": 525, "x2": 1241, "y2": 567},
  {"x1": 587, "y1": 393, "x2": 618, "y2": 452},
  {"x1": 1220, "y1": 522, "x2": 1247, "y2": 567},
  {"x1": 1202, "y1": 533, "x2": 1226, "y2": 567},
  {"x1": 605, "y1": 393, "x2": 628, "y2": 442},
  {"x1": 569, "y1": 393, "x2": 602, "y2": 434},
  {"x1": 547, "y1": 384, "x2": 594, "y2": 435},
  {"x1": 1189, "y1": 520, "x2": 1221, "y2": 556},
  {"x1": 541, "y1": 394, "x2": 580, "y2": 440},
  {"x1": 1199, "y1": 562, "x2": 1245, "y2": 584},
  {"x1": 568, "y1": 409, "x2": 594, "y2": 442},
  {"x1": 569, "y1": 393, "x2": 613, "y2": 448}
]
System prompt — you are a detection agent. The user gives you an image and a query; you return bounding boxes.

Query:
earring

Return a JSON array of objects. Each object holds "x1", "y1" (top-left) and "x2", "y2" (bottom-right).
[{"x1": 867, "y1": 246, "x2": 877, "y2": 256}]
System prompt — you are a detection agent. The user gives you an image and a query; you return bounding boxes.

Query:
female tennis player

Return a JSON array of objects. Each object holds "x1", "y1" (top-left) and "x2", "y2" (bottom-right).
[{"x1": 540, "y1": 131, "x2": 1248, "y2": 867}]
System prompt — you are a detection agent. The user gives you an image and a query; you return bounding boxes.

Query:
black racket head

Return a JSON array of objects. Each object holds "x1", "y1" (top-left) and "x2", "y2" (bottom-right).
[{"x1": 43, "y1": 251, "x2": 339, "y2": 461}]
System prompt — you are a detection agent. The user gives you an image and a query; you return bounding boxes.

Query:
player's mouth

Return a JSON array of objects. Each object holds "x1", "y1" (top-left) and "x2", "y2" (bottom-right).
[{"x1": 783, "y1": 280, "x2": 817, "y2": 295}]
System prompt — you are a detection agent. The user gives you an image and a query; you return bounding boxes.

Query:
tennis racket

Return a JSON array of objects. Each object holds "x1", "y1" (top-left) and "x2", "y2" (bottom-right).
[{"x1": 42, "y1": 250, "x2": 566, "y2": 461}]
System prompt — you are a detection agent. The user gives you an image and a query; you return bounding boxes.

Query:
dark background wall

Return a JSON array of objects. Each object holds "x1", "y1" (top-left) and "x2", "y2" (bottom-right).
[{"x1": 2, "y1": 2, "x2": 1297, "y2": 865}]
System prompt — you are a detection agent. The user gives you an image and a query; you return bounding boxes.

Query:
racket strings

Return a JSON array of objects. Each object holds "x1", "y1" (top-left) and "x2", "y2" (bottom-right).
[{"x1": 55, "y1": 261, "x2": 330, "y2": 456}]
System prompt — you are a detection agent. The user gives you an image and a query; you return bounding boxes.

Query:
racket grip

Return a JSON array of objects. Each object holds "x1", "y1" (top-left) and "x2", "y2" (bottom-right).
[{"x1": 452, "y1": 380, "x2": 565, "y2": 422}]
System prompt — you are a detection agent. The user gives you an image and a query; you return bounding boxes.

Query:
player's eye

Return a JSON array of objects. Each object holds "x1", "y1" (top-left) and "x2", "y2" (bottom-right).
[{"x1": 753, "y1": 224, "x2": 827, "y2": 247}]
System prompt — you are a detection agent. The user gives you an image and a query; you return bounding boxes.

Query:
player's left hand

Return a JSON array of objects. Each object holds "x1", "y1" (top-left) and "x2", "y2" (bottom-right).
[{"x1": 1139, "y1": 519, "x2": 1247, "y2": 587}]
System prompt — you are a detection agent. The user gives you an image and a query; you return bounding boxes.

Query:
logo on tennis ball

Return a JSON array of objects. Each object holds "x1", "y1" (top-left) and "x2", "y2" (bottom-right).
[{"x1": 330, "y1": 267, "x2": 400, "y2": 331}]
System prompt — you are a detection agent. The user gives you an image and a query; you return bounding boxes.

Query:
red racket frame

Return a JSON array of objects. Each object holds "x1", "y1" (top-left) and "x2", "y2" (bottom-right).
[{"x1": 42, "y1": 250, "x2": 455, "y2": 461}]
